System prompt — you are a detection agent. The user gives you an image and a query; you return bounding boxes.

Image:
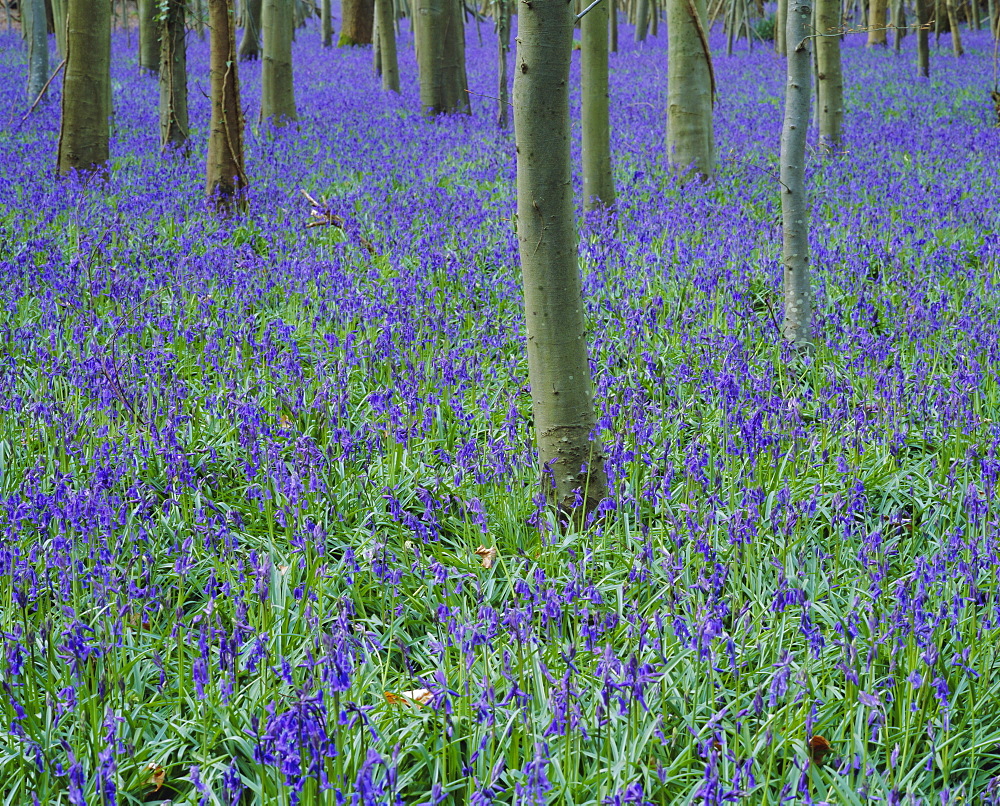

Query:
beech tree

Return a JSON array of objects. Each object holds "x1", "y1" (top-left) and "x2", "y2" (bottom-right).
[
  {"x1": 206, "y1": 0, "x2": 247, "y2": 210},
  {"x1": 159, "y1": 0, "x2": 189, "y2": 149},
  {"x1": 58, "y1": 0, "x2": 111, "y2": 176},
  {"x1": 815, "y1": 0, "x2": 842, "y2": 152},
  {"x1": 496, "y1": 0, "x2": 511, "y2": 127},
  {"x1": 916, "y1": 0, "x2": 930, "y2": 75},
  {"x1": 666, "y1": 0, "x2": 715, "y2": 179},
  {"x1": 375, "y1": 0, "x2": 399, "y2": 91},
  {"x1": 340, "y1": 0, "x2": 374, "y2": 45},
  {"x1": 261, "y1": 0, "x2": 297, "y2": 123},
  {"x1": 239, "y1": 0, "x2": 262, "y2": 59},
  {"x1": 415, "y1": 0, "x2": 470, "y2": 115},
  {"x1": 24, "y1": 0, "x2": 48, "y2": 101},
  {"x1": 867, "y1": 0, "x2": 887, "y2": 45},
  {"x1": 780, "y1": 0, "x2": 812, "y2": 345},
  {"x1": 514, "y1": 0, "x2": 608, "y2": 525},
  {"x1": 138, "y1": 0, "x2": 159, "y2": 72},
  {"x1": 581, "y1": 0, "x2": 614, "y2": 210},
  {"x1": 321, "y1": 0, "x2": 333, "y2": 45}
]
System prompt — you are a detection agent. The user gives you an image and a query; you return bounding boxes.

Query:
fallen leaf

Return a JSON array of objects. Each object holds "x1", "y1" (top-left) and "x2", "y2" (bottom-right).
[
  {"x1": 385, "y1": 688, "x2": 433, "y2": 707},
  {"x1": 475, "y1": 545, "x2": 498, "y2": 569},
  {"x1": 145, "y1": 763, "x2": 166, "y2": 791}
]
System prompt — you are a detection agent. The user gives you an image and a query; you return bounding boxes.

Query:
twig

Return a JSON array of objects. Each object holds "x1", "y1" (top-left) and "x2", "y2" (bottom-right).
[
  {"x1": 465, "y1": 88, "x2": 513, "y2": 107},
  {"x1": 14, "y1": 59, "x2": 66, "y2": 131},
  {"x1": 575, "y1": 0, "x2": 606, "y2": 22}
]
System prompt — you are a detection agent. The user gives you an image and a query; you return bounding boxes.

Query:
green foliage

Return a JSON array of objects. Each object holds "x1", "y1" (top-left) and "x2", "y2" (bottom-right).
[{"x1": 753, "y1": 12, "x2": 777, "y2": 41}]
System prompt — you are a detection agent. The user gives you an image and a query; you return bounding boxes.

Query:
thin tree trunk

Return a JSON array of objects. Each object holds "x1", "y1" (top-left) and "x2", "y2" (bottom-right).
[
  {"x1": 206, "y1": 0, "x2": 247, "y2": 210},
  {"x1": 634, "y1": 0, "x2": 648, "y2": 39},
  {"x1": 26, "y1": 0, "x2": 49, "y2": 101},
  {"x1": 513, "y1": 0, "x2": 608, "y2": 525},
  {"x1": 867, "y1": 0, "x2": 887, "y2": 43},
  {"x1": 340, "y1": 0, "x2": 374, "y2": 43},
  {"x1": 238, "y1": 0, "x2": 262, "y2": 58},
  {"x1": 776, "y1": 0, "x2": 787, "y2": 53},
  {"x1": 496, "y1": 0, "x2": 511, "y2": 126},
  {"x1": 322, "y1": 0, "x2": 333, "y2": 44},
  {"x1": 582, "y1": 0, "x2": 614, "y2": 210},
  {"x1": 414, "y1": 0, "x2": 470, "y2": 114},
  {"x1": 650, "y1": 0, "x2": 658, "y2": 34},
  {"x1": 946, "y1": 0, "x2": 964, "y2": 51},
  {"x1": 50, "y1": 0, "x2": 67, "y2": 56},
  {"x1": 159, "y1": 0, "x2": 189, "y2": 149},
  {"x1": 57, "y1": 0, "x2": 110, "y2": 176},
  {"x1": 610, "y1": 0, "x2": 618, "y2": 50},
  {"x1": 989, "y1": 0, "x2": 996, "y2": 37},
  {"x1": 891, "y1": 0, "x2": 906, "y2": 48},
  {"x1": 192, "y1": 0, "x2": 206, "y2": 38},
  {"x1": 780, "y1": 0, "x2": 812, "y2": 346},
  {"x1": 917, "y1": 0, "x2": 930, "y2": 73},
  {"x1": 667, "y1": 0, "x2": 715, "y2": 179},
  {"x1": 261, "y1": 0, "x2": 297, "y2": 122},
  {"x1": 138, "y1": 0, "x2": 159, "y2": 72},
  {"x1": 816, "y1": 0, "x2": 842, "y2": 151},
  {"x1": 376, "y1": 0, "x2": 399, "y2": 89}
]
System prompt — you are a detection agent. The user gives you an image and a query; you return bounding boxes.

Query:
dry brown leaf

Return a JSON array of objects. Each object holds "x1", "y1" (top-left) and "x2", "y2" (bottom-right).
[
  {"x1": 145, "y1": 763, "x2": 166, "y2": 791},
  {"x1": 475, "y1": 545, "x2": 498, "y2": 569},
  {"x1": 384, "y1": 688, "x2": 433, "y2": 707}
]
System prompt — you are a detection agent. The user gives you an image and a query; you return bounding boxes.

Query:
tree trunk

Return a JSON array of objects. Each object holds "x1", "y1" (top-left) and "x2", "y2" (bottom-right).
[
  {"x1": 916, "y1": 0, "x2": 930, "y2": 73},
  {"x1": 891, "y1": 0, "x2": 905, "y2": 49},
  {"x1": 159, "y1": 0, "x2": 189, "y2": 149},
  {"x1": 866, "y1": 0, "x2": 886, "y2": 43},
  {"x1": 238, "y1": 0, "x2": 262, "y2": 58},
  {"x1": 321, "y1": 0, "x2": 333, "y2": 45},
  {"x1": 206, "y1": 0, "x2": 247, "y2": 210},
  {"x1": 339, "y1": 0, "x2": 374, "y2": 44},
  {"x1": 582, "y1": 0, "x2": 614, "y2": 210},
  {"x1": 138, "y1": 0, "x2": 159, "y2": 72},
  {"x1": 816, "y1": 0, "x2": 842, "y2": 152},
  {"x1": 26, "y1": 0, "x2": 49, "y2": 101},
  {"x1": 192, "y1": 0, "x2": 206, "y2": 38},
  {"x1": 376, "y1": 0, "x2": 400, "y2": 90},
  {"x1": 513, "y1": 0, "x2": 608, "y2": 526},
  {"x1": 415, "y1": 0, "x2": 470, "y2": 114},
  {"x1": 497, "y1": 0, "x2": 511, "y2": 126},
  {"x1": 946, "y1": 0, "x2": 964, "y2": 51},
  {"x1": 261, "y1": 0, "x2": 297, "y2": 123},
  {"x1": 610, "y1": 0, "x2": 618, "y2": 50},
  {"x1": 57, "y1": 0, "x2": 110, "y2": 176},
  {"x1": 780, "y1": 0, "x2": 812, "y2": 346},
  {"x1": 634, "y1": 0, "x2": 648, "y2": 39},
  {"x1": 667, "y1": 0, "x2": 715, "y2": 179},
  {"x1": 775, "y1": 0, "x2": 787, "y2": 53},
  {"x1": 50, "y1": 0, "x2": 67, "y2": 56}
]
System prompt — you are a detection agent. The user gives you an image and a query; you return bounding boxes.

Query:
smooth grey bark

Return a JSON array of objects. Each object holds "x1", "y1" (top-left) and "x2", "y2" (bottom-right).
[
  {"x1": 867, "y1": 0, "x2": 886, "y2": 43},
  {"x1": 610, "y1": 0, "x2": 618, "y2": 50},
  {"x1": 775, "y1": 0, "x2": 787, "y2": 53},
  {"x1": 26, "y1": 0, "x2": 49, "y2": 101},
  {"x1": 513, "y1": 0, "x2": 608, "y2": 525},
  {"x1": 946, "y1": 0, "x2": 963, "y2": 52},
  {"x1": 376, "y1": 0, "x2": 399, "y2": 89},
  {"x1": 322, "y1": 0, "x2": 333, "y2": 45},
  {"x1": 581, "y1": 0, "x2": 614, "y2": 210},
  {"x1": 635, "y1": 0, "x2": 649, "y2": 40},
  {"x1": 159, "y1": 0, "x2": 188, "y2": 149},
  {"x1": 667, "y1": 0, "x2": 715, "y2": 179},
  {"x1": 415, "y1": 0, "x2": 470, "y2": 114},
  {"x1": 780, "y1": 0, "x2": 812, "y2": 346},
  {"x1": 261, "y1": 0, "x2": 297, "y2": 123},
  {"x1": 138, "y1": 0, "x2": 159, "y2": 72},
  {"x1": 816, "y1": 0, "x2": 842, "y2": 152},
  {"x1": 50, "y1": 0, "x2": 67, "y2": 56},
  {"x1": 891, "y1": 0, "x2": 906, "y2": 48},
  {"x1": 238, "y1": 0, "x2": 262, "y2": 58},
  {"x1": 496, "y1": 0, "x2": 511, "y2": 127},
  {"x1": 916, "y1": 0, "x2": 929, "y2": 73},
  {"x1": 58, "y1": 0, "x2": 110, "y2": 175},
  {"x1": 192, "y1": 0, "x2": 206, "y2": 38}
]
